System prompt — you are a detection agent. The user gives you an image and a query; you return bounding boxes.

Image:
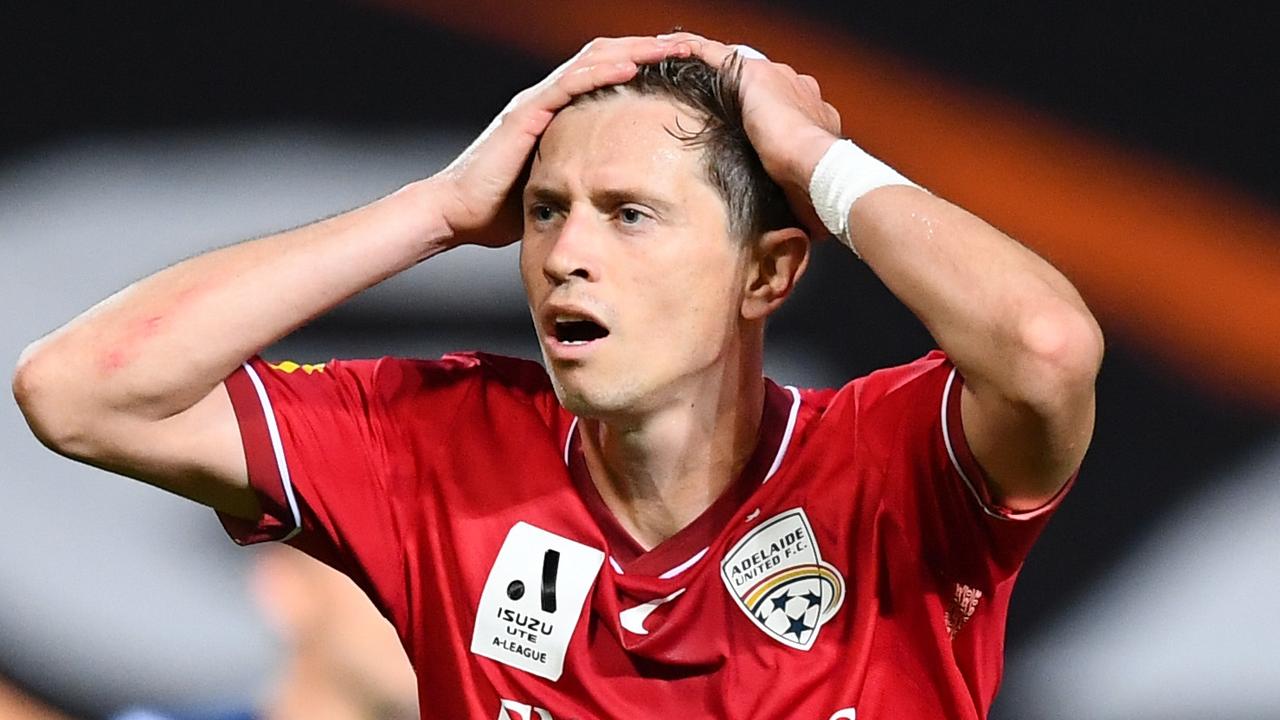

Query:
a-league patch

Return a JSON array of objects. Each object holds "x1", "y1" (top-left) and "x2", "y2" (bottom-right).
[
  {"x1": 720, "y1": 508, "x2": 845, "y2": 650},
  {"x1": 471, "y1": 522, "x2": 604, "y2": 681}
]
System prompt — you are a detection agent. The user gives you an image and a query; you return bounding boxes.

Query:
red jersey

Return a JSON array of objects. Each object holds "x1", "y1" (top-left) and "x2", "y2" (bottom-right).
[{"x1": 219, "y1": 350, "x2": 1071, "y2": 720}]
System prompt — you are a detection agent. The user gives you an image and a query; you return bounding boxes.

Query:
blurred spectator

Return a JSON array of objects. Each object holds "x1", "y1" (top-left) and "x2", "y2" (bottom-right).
[
  {"x1": 0, "y1": 675, "x2": 75, "y2": 720},
  {"x1": 115, "y1": 546, "x2": 417, "y2": 720}
]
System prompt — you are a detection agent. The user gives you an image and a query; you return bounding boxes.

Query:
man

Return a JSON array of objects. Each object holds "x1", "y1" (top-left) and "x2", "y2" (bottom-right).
[{"x1": 13, "y1": 32, "x2": 1102, "y2": 719}]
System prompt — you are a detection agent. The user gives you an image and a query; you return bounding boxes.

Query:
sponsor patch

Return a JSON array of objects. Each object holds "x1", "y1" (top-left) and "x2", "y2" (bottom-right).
[
  {"x1": 471, "y1": 522, "x2": 604, "y2": 681},
  {"x1": 720, "y1": 508, "x2": 845, "y2": 650}
]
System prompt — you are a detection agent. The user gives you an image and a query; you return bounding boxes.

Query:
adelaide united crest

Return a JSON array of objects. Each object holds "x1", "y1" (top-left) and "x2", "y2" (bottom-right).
[{"x1": 720, "y1": 508, "x2": 845, "y2": 650}]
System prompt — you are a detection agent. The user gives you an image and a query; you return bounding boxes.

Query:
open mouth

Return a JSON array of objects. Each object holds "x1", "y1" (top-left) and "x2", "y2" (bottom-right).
[{"x1": 553, "y1": 318, "x2": 609, "y2": 346}]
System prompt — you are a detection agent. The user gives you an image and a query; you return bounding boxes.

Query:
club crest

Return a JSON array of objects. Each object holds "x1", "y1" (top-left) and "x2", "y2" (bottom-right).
[{"x1": 720, "y1": 508, "x2": 845, "y2": 650}]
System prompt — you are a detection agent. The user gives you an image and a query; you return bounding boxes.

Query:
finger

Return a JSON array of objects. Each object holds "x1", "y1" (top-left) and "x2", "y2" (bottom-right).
[
  {"x1": 824, "y1": 103, "x2": 842, "y2": 134},
  {"x1": 575, "y1": 35, "x2": 691, "y2": 68},
  {"x1": 491, "y1": 59, "x2": 639, "y2": 141},
  {"x1": 799, "y1": 74, "x2": 821, "y2": 98},
  {"x1": 704, "y1": 39, "x2": 746, "y2": 68},
  {"x1": 551, "y1": 61, "x2": 640, "y2": 104},
  {"x1": 526, "y1": 37, "x2": 691, "y2": 116},
  {"x1": 658, "y1": 33, "x2": 739, "y2": 68},
  {"x1": 652, "y1": 32, "x2": 766, "y2": 73},
  {"x1": 655, "y1": 30, "x2": 707, "y2": 44}
]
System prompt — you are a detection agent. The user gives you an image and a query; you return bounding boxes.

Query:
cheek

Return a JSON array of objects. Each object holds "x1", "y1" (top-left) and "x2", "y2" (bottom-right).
[
  {"x1": 518, "y1": 241, "x2": 543, "y2": 294},
  {"x1": 639, "y1": 254, "x2": 742, "y2": 338}
]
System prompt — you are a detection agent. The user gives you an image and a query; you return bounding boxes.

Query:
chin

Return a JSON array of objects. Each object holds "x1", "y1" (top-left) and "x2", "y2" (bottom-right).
[
  {"x1": 547, "y1": 367, "x2": 645, "y2": 421},
  {"x1": 550, "y1": 378, "x2": 618, "y2": 419}
]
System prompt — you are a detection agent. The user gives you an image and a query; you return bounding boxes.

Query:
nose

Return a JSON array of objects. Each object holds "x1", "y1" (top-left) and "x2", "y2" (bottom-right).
[{"x1": 542, "y1": 205, "x2": 598, "y2": 285}]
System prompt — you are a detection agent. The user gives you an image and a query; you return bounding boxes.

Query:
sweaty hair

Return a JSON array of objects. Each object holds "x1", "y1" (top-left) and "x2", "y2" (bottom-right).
[{"x1": 573, "y1": 56, "x2": 800, "y2": 241}]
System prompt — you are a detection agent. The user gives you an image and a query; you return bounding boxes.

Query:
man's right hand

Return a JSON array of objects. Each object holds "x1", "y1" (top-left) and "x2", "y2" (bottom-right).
[{"x1": 432, "y1": 36, "x2": 691, "y2": 248}]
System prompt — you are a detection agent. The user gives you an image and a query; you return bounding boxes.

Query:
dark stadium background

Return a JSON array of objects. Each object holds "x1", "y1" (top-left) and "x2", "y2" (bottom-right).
[{"x1": 2, "y1": 1, "x2": 1277, "y2": 718}]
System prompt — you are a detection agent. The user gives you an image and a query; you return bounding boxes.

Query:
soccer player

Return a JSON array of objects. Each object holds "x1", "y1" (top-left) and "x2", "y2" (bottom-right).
[{"x1": 13, "y1": 33, "x2": 1102, "y2": 719}]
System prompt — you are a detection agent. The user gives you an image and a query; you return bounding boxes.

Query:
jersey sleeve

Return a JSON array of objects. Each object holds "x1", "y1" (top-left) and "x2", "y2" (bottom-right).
[
  {"x1": 855, "y1": 350, "x2": 1077, "y2": 580},
  {"x1": 217, "y1": 352, "x2": 552, "y2": 624}
]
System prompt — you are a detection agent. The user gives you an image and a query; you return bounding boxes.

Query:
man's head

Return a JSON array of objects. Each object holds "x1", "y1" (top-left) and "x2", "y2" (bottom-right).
[{"x1": 520, "y1": 56, "x2": 810, "y2": 420}]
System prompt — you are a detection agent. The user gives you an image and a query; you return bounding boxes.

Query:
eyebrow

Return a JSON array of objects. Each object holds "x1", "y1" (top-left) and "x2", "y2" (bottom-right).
[{"x1": 524, "y1": 183, "x2": 679, "y2": 218}]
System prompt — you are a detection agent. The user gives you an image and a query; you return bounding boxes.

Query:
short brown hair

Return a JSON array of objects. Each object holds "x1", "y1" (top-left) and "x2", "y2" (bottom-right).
[{"x1": 572, "y1": 56, "x2": 799, "y2": 241}]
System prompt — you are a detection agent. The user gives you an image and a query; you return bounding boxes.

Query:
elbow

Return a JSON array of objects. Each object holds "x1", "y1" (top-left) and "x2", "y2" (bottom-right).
[
  {"x1": 1015, "y1": 302, "x2": 1104, "y2": 409},
  {"x1": 12, "y1": 341, "x2": 92, "y2": 457},
  {"x1": 12, "y1": 342, "x2": 49, "y2": 429}
]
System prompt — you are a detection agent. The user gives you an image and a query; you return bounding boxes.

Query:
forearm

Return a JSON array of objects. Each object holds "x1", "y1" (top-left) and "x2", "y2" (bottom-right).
[
  {"x1": 849, "y1": 185, "x2": 1103, "y2": 408},
  {"x1": 16, "y1": 178, "x2": 453, "y2": 427}
]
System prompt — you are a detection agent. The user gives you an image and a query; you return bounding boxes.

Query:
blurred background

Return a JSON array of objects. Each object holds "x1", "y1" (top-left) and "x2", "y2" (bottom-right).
[{"x1": 2, "y1": 1, "x2": 1278, "y2": 718}]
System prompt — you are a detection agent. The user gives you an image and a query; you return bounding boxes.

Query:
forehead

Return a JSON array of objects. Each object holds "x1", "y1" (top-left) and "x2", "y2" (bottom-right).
[{"x1": 529, "y1": 93, "x2": 711, "y2": 195}]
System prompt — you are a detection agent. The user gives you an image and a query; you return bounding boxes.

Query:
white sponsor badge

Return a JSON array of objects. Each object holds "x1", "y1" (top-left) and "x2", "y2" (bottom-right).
[{"x1": 471, "y1": 522, "x2": 604, "y2": 681}]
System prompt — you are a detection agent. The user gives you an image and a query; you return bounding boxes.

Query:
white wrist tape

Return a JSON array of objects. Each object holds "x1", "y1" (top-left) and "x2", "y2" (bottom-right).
[
  {"x1": 808, "y1": 139, "x2": 923, "y2": 257},
  {"x1": 731, "y1": 44, "x2": 768, "y2": 61}
]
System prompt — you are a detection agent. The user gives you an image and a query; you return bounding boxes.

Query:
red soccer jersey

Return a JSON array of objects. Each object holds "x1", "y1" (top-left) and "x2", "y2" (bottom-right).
[{"x1": 219, "y1": 350, "x2": 1072, "y2": 720}]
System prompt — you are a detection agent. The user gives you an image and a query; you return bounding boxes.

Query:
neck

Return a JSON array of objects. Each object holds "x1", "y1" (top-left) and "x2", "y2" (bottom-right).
[{"x1": 578, "y1": 340, "x2": 766, "y2": 551}]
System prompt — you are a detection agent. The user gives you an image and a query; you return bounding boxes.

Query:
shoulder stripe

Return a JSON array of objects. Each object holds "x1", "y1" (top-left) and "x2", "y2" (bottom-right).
[
  {"x1": 242, "y1": 362, "x2": 303, "y2": 540},
  {"x1": 942, "y1": 366, "x2": 1071, "y2": 522},
  {"x1": 941, "y1": 367, "x2": 1010, "y2": 521}
]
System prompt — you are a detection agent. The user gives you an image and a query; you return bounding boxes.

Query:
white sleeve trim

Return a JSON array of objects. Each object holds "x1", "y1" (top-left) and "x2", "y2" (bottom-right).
[
  {"x1": 941, "y1": 366, "x2": 1064, "y2": 522},
  {"x1": 242, "y1": 362, "x2": 303, "y2": 541}
]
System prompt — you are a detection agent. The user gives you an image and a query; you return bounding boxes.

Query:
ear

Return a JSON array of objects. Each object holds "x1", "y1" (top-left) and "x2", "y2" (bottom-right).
[{"x1": 741, "y1": 227, "x2": 810, "y2": 321}]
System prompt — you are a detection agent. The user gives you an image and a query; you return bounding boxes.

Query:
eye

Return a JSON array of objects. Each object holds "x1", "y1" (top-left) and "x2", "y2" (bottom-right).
[
  {"x1": 618, "y1": 207, "x2": 649, "y2": 226},
  {"x1": 527, "y1": 203, "x2": 563, "y2": 225},
  {"x1": 530, "y1": 203, "x2": 557, "y2": 223}
]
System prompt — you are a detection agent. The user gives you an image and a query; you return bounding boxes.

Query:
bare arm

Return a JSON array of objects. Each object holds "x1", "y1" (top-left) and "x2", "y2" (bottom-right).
[
  {"x1": 678, "y1": 34, "x2": 1103, "y2": 509},
  {"x1": 11, "y1": 36, "x2": 691, "y2": 519},
  {"x1": 13, "y1": 184, "x2": 451, "y2": 518},
  {"x1": 817, "y1": 175, "x2": 1103, "y2": 510},
  {"x1": 846, "y1": 186, "x2": 1102, "y2": 508}
]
